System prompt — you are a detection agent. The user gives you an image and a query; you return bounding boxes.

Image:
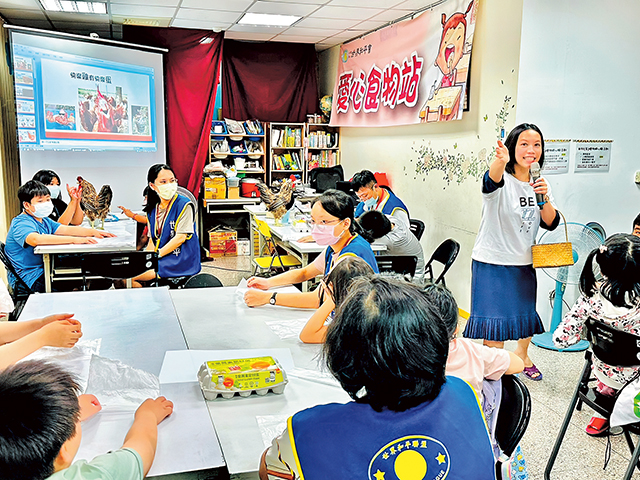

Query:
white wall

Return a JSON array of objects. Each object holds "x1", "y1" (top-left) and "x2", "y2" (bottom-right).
[
  {"x1": 318, "y1": 0, "x2": 524, "y2": 310},
  {"x1": 516, "y1": 0, "x2": 640, "y2": 327}
]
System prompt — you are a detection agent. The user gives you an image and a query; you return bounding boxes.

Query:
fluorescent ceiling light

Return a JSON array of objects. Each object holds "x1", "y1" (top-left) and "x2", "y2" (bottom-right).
[
  {"x1": 40, "y1": 0, "x2": 107, "y2": 14},
  {"x1": 238, "y1": 13, "x2": 300, "y2": 27}
]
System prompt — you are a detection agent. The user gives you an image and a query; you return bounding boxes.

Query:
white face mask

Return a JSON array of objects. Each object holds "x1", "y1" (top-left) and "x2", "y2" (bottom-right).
[
  {"x1": 31, "y1": 200, "x2": 54, "y2": 219},
  {"x1": 47, "y1": 184, "x2": 61, "y2": 199},
  {"x1": 156, "y1": 182, "x2": 178, "y2": 201}
]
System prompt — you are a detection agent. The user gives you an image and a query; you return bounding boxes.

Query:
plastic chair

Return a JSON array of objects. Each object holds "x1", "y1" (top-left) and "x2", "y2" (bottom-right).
[
  {"x1": 252, "y1": 218, "x2": 301, "y2": 275},
  {"x1": 495, "y1": 375, "x2": 532, "y2": 478},
  {"x1": 409, "y1": 218, "x2": 425, "y2": 240},
  {"x1": 375, "y1": 255, "x2": 418, "y2": 278},
  {"x1": 81, "y1": 251, "x2": 158, "y2": 290},
  {"x1": 423, "y1": 238, "x2": 460, "y2": 286},
  {"x1": 0, "y1": 241, "x2": 33, "y2": 320},
  {"x1": 177, "y1": 185, "x2": 198, "y2": 218},
  {"x1": 183, "y1": 272, "x2": 223, "y2": 289},
  {"x1": 544, "y1": 318, "x2": 640, "y2": 480}
]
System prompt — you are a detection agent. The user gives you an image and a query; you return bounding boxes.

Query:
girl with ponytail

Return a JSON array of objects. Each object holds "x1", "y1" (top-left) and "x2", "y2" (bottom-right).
[{"x1": 553, "y1": 233, "x2": 640, "y2": 436}]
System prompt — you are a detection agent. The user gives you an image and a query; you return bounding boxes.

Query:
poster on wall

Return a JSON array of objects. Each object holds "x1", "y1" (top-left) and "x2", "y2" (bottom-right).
[
  {"x1": 329, "y1": 0, "x2": 478, "y2": 127},
  {"x1": 574, "y1": 140, "x2": 612, "y2": 173},
  {"x1": 542, "y1": 140, "x2": 570, "y2": 174}
]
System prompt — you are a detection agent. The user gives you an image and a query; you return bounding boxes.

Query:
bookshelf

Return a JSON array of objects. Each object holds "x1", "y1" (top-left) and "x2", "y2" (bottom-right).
[
  {"x1": 305, "y1": 123, "x2": 340, "y2": 182},
  {"x1": 268, "y1": 122, "x2": 305, "y2": 184},
  {"x1": 209, "y1": 119, "x2": 267, "y2": 179}
]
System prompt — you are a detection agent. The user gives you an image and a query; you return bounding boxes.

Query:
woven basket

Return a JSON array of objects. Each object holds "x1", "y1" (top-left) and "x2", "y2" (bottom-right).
[{"x1": 531, "y1": 212, "x2": 574, "y2": 269}]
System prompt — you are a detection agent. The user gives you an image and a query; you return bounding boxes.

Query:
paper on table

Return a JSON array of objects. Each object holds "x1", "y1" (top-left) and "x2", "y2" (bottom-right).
[
  {"x1": 21, "y1": 338, "x2": 101, "y2": 392},
  {"x1": 159, "y1": 348, "x2": 296, "y2": 384},
  {"x1": 264, "y1": 317, "x2": 308, "y2": 340}
]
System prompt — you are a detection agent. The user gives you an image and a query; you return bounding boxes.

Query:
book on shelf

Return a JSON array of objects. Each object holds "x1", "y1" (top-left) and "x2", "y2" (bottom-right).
[{"x1": 272, "y1": 127, "x2": 302, "y2": 148}]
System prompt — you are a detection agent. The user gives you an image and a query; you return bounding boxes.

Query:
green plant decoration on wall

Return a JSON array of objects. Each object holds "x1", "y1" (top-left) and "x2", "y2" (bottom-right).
[{"x1": 409, "y1": 95, "x2": 513, "y2": 186}]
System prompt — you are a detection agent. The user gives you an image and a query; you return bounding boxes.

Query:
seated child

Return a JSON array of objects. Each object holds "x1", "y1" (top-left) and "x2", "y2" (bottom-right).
[
  {"x1": 0, "y1": 313, "x2": 82, "y2": 369},
  {"x1": 5, "y1": 180, "x2": 115, "y2": 295},
  {"x1": 553, "y1": 233, "x2": 640, "y2": 436},
  {"x1": 0, "y1": 360, "x2": 173, "y2": 480},
  {"x1": 421, "y1": 283, "x2": 524, "y2": 401},
  {"x1": 299, "y1": 256, "x2": 373, "y2": 343},
  {"x1": 358, "y1": 210, "x2": 425, "y2": 277},
  {"x1": 260, "y1": 277, "x2": 496, "y2": 480}
]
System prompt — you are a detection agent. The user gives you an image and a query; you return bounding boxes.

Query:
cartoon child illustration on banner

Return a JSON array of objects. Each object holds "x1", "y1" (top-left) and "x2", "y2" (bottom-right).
[{"x1": 421, "y1": 1, "x2": 474, "y2": 123}]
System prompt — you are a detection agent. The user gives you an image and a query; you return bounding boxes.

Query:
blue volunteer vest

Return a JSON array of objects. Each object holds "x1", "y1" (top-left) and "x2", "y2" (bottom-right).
[
  {"x1": 148, "y1": 194, "x2": 201, "y2": 278},
  {"x1": 355, "y1": 189, "x2": 409, "y2": 219},
  {"x1": 323, "y1": 233, "x2": 380, "y2": 276},
  {"x1": 289, "y1": 377, "x2": 495, "y2": 480}
]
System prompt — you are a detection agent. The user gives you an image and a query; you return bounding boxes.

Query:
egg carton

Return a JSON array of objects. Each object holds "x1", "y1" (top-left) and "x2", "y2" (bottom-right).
[{"x1": 197, "y1": 356, "x2": 288, "y2": 400}]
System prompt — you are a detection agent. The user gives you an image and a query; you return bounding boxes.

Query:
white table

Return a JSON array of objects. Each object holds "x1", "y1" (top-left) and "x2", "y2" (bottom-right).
[
  {"x1": 34, "y1": 216, "x2": 137, "y2": 292},
  {"x1": 18, "y1": 288, "x2": 224, "y2": 478},
  {"x1": 170, "y1": 287, "x2": 351, "y2": 479}
]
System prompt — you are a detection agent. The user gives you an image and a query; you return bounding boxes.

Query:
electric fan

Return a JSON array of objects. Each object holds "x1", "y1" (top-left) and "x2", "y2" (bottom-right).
[{"x1": 532, "y1": 222, "x2": 604, "y2": 351}]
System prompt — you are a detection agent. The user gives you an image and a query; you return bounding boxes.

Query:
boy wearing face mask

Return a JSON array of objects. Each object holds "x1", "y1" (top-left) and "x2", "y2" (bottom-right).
[
  {"x1": 351, "y1": 170, "x2": 410, "y2": 231},
  {"x1": 32, "y1": 169, "x2": 84, "y2": 226},
  {"x1": 5, "y1": 180, "x2": 115, "y2": 295}
]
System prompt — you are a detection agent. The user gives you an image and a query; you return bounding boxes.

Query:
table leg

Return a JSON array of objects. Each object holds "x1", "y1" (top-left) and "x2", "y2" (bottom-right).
[
  {"x1": 43, "y1": 253, "x2": 52, "y2": 293},
  {"x1": 301, "y1": 253, "x2": 309, "y2": 292}
]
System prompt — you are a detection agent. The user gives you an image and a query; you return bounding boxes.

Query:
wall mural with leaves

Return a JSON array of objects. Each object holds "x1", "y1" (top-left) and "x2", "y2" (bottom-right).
[{"x1": 408, "y1": 94, "x2": 514, "y2": 186}]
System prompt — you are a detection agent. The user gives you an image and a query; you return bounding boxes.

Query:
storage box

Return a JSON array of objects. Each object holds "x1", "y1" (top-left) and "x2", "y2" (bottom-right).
[
  {"x1": 203, "y1": 175, "x2": 226, "y2": 200},
  {"x1": 227, "y1": 186, "x2": 240, "y2": 199},
  {"x1": 208, "y1": 227, "x2": 237, "y2": 257}
]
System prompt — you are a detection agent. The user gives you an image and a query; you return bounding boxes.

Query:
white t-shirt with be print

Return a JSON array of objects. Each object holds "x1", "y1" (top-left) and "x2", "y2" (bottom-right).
[{"x1": 472, "y1": 171, "x2": 556, "y2": 266}]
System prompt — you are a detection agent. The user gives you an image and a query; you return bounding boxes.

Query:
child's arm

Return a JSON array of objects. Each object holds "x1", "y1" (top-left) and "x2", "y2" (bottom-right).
[
  {"x1": 504, "y1": 351, "x2": 525, "y2": 375},
  {"x1": 0, "y1": 318, "x2": 82, "y2": 369},
  {"x1": 25, "y1": 231, "x2": 99, "y2": 246},
  {"x1": 553, "y1": 294, "x2": 593, "y2": 348},
  {"x1": 122, "y1": 397, "x2": 174, "y2": 476},
  {"x1": 299, "y1": 297, "x2": 335, "y2": 344},
  {"x1": 0, "y1": 313, "x2": 71, "y2": 344},
  {"x1": 55, "y1": 224, "x2": 116, "y2": 239}
]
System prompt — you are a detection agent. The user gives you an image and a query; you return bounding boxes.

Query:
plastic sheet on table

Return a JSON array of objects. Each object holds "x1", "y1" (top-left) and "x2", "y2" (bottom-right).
[
  {"x1": 85, "y1": 354, "x2": 160, "y2": 411},
  {"x1": 256, "y1": 415, "x2": 289, "y2": 449},
  {"x1": 264, "y1": 318, "x2": 308, "y2": 340},
  {"x1": 22, "y1": 338, "x2": 101, "y2": 392},
  {"x1": 235, "y1": 277, "x2": 249, "y2": 302},
  {"x1": 287, "y1": 367, "x2": 341, "y2": 388}
]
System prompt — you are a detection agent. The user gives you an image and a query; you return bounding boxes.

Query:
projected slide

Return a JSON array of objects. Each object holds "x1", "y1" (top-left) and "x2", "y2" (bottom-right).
[{"x1": 12, "y1": 42, "x2": 157, "y2": 152}]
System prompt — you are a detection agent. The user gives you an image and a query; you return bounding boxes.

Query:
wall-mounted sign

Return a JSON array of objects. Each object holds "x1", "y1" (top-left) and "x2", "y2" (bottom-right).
[
  {"x1": 574, "y1": 140, "x2": 612, "y2": 173},
  {"x1": 542, "y1": 139, "x2": 570, "y2": 174}
]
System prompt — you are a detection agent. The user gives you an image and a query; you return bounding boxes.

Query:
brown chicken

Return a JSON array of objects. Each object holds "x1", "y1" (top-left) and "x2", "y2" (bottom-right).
[
  {"x1": 257, "y1": 180, "x2": 295, "y2": 221},
  {"x1": 77, "y1": 176, "x2": 113, "y2": 229}
]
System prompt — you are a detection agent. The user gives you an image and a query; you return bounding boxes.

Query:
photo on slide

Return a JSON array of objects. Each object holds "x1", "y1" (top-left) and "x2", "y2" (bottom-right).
[
  {"x1": 14, "y1": 55, "x2": 33, "y2": 72},
  {"x1": 77, "y1": 86, "x2": 129, "y2": 134},
  {"x1": 45, "y1": 104, "x2": 76, "y2": 131},
  {"x1": 131, "y1": 105, "x2": 150, "y2": 136},
  {"x1": 15, "y1": 71, "x2": 33, "y2": 85},
  {"x1": 18, "y1": 129, "x2": 36, "y2": 142},
  {"x1": 17, "y1": 100, "x2": 35, "y2": 114},
  {"x1": 16, "y1": 85, "x2": 34, "y2": 99},
  {"x1": 18, "y1": 114, "x2": 35, "y2": 128}
]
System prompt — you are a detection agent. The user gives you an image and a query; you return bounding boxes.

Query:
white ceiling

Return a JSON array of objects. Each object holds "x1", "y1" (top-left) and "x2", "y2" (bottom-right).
[{"x1": 0, "y1": 0, "x2": 434, "y2": 50}]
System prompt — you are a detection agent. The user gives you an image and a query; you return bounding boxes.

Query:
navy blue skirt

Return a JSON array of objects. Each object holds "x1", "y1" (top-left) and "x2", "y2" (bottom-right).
[{"x1": 463, "y1": 260, "x2": 545, "y2": 341}]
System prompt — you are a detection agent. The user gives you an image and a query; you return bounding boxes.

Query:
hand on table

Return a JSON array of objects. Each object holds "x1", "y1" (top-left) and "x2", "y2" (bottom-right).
[
  {"x1": 91, "y1": 230, "x2": 116, "y2": 238},
  {"x1": 244, "y1": 289, "x2": 271, "y2": 307},
  {"x1": 297, "y1": 235, "x2": 314, "y2": 243},
  {"x1": 79, "y1": 394, "x2": 102, "y2": 421},
  {"x1": 39, "y1": 319, "x2": 82, "y2": 348},
  {"x1": 41, "y1": 313, "x2": 75, "y2": 326},
  {"x1": 136, "y1": 397, "x2": 174, "y2": 424},
  {"x1": 246, "y1": 277, "x2": 270, "y2": 290},
  {"x1": 73, "y1": 237, "x2": 98, "y2": 244}
]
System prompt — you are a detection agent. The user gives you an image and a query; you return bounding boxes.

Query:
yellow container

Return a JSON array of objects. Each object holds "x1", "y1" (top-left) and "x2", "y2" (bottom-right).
[{"x1": 203, "y1": 175, "x2": 226, "y2": 200}]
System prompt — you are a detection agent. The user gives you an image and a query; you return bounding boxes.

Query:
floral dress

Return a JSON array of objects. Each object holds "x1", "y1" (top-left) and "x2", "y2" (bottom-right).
[{"x1": 553, "y1": 291, "x2": 640, "y2": 389}]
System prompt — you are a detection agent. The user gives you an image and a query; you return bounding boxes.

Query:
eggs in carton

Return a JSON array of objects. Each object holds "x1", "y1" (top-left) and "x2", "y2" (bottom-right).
[{"x1": 197, "y1": 356, "x2": 288, "y2": 400}]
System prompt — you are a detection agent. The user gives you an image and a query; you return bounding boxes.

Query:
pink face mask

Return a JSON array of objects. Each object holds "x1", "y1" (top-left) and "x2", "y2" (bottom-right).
[{"x1": 312, "y1": 223, "x2": 343, "y2": 246}]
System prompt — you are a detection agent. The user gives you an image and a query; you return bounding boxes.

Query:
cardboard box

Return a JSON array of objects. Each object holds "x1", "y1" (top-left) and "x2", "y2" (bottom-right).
[
  {"x1": 204, "y1": 175, "x2": 226, "y2": 200},
  {"x1": 208, "y1": 227, "x2": 237, "y2": 257},
  {"x1": 227, "y1": 186, "x2": 240, "y2": 199}
]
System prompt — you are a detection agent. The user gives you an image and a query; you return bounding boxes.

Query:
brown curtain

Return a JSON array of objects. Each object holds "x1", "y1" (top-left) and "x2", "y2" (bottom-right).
[{"x1": 222, "y1": 40, "x2": 318, "y2": 123}]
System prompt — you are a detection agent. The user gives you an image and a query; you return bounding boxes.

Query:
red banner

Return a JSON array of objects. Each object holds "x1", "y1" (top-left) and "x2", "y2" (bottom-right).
[{"x1": 330, "y1": 0, "x2": 478, "y2": 127}]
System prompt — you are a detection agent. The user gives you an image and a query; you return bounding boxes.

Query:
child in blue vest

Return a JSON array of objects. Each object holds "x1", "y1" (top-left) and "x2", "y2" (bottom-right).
[
  {"x1": 132, "y1": 165, "x2": 200, "y2": 288},
  {"x1": 260, "y1": 276, "x2": 496, "y2": 480}
]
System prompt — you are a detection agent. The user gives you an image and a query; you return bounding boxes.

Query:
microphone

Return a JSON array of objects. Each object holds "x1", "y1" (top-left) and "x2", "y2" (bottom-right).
[{"x1": 530, "y1": 162, "x2": 545, "y2": 209}]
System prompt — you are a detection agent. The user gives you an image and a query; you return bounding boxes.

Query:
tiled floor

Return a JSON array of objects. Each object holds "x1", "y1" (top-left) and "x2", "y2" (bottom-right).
[{"x1": 200, "y1": 256, "x2": 640, "y2": 478}]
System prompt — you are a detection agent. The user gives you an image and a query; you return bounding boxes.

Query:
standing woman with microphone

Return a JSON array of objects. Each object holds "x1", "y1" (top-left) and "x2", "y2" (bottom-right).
[{"x1": 463, "y1": 123, "x2": 560, "y2": 381}]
